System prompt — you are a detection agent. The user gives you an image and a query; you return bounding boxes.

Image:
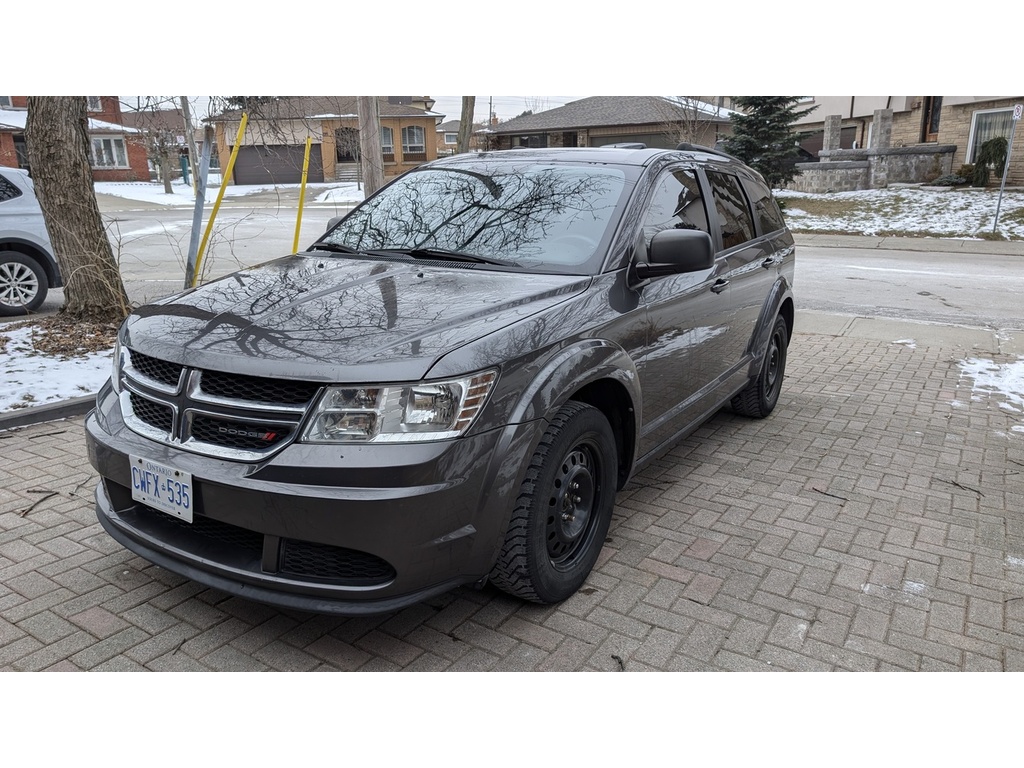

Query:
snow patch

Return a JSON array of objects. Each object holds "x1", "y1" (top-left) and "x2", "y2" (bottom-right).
[{"x1": 957, "y1": 357, "x2": 1024, "y2": 413}]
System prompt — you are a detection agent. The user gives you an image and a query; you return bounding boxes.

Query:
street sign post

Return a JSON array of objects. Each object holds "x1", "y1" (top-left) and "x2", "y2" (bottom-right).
[{"x1": 993, "y1": 104, "x2": 1021, "y2": 234}]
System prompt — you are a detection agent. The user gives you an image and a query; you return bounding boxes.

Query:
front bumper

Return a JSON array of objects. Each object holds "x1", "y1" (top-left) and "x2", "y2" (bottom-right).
[{"x1": 85, "y1": 384, "x2": 541, "y2": 615}]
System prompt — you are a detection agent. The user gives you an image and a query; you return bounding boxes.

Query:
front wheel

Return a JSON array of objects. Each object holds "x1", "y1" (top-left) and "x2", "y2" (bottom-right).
[
  {"x1": 0, "y1": 251, "x2": 48, "y2": 316},
  {"x1": 731, "y1": 315, "x2": 789, "y2": 418},
  {"x1": 490, "y1": 401, "x2": 617, "y2": 604}
]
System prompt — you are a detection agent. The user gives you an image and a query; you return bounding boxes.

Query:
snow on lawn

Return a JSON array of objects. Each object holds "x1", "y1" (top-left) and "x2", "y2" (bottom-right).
[
  {"x1": 776, "y1": 186, "x2": 1024, "y2": 240},
  {"x1": 0, "y1": 325, "x2": 112, "y2": 412},
  {"x1": 94, "y1": 177, "x2": 366, "y2": 207}
]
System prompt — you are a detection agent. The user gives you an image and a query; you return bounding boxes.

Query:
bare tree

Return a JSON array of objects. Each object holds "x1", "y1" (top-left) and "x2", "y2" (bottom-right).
[
  {"x1": 357, "y1": 96, "x2": 385, "y2": 197},
  {"x1": 457, "y1": 96, "x2": 476, "y2": 154},
  {"x1": 659, "y1": 96, "x2": 728, "y2": 146},
  {"x1": 26, "y1": 97, "x2": 130, "y2": 323}
]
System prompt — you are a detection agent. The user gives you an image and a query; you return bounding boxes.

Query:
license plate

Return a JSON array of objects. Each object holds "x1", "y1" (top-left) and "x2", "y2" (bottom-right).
[{"x1": 129, "y1": 454, "x2": 193, "y2": 523}]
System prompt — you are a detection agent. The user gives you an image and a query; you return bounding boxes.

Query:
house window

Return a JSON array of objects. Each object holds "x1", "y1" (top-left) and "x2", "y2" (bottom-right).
[
  {"x1": 91, "y1": 136, "x2": 129, "y2": 168},
  {"x1": 87, "y1": 97, "x2": 103, "y2": 112},
  {"x1": 444, "y1": 132, "x2": 458, "y2": 145},
  {"x1": 967, "y1": 108, "x2": 1013, "y2": 164},
  {"x1": 380, "y1": 126, "x2": 394, "y2": 157},
  {"x1": 0, "y1": 96, "x2": 12, "y2": 108},
  {"x1": 402, "y1": 126, "x2": 425, "y2": 154}
]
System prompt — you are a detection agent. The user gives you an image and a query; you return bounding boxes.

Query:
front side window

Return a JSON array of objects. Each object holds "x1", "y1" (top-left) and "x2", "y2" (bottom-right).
[
  {"x1": 968, "y1": 108, "x2": 1013, "y2": 164},
  {"x1": 401, "y1": 126, "x2": 425, "y2": 154},
  {"x1": 706, "y1": 171, "x2": 755, "y2": 250},
  {"x1": 321, "y1": 162, "x2": 631, "y2": 274},
  {"x1": 91, "y1": 136, "x2": 129, "y2": 168},
  {"x1": 641, "y1": 168, "x2": 709, "y2": 249}
]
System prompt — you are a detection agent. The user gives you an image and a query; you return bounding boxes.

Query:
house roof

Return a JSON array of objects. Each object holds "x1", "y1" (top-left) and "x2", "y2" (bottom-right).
[
  {"x1": 490, "y1": 96, "x2": 737, "y2": 135},
  {"x1": 121, "y1": 108, "x2": 191, "y2": 134},
  {"x1": 0, "y1": 108, "x2": 138, "y2": 134},
  {"x1": 208, "y1": 97, "x2": 442, "y2": 122},
  {"x1": 436, "y1": 120, "x2": 487, "y2": 133}
]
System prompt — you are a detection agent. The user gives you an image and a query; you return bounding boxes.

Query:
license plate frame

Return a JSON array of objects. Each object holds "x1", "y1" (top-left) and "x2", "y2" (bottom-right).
[{"x1": 129, "y1": 454, "x2": 194, "y2": 523}]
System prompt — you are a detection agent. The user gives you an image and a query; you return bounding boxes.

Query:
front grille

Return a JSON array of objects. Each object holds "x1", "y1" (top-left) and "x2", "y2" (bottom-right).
[
  {"x1": 129, "y1": 392, "x2": 174, "y2": 433},
  {"x1": 151, "y1": 504, "x2": 265, "y2": 553},
  {"x1": 199, "y1": 370, "x2": 320, "y2": 406},
  {"x1": 122, "y1": 348, "x2": 318, "y2": 460},
  {"x1": 190, "y1": 415, "x2": 291, "y2": 451},
  {"x1": 129, "y1": 351, "x2": 184, "y2": 389}
]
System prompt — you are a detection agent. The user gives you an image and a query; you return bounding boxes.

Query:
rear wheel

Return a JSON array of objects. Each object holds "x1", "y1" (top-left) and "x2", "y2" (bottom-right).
[
  {"x1": 731, "y1": 315, "x2": 788, "y2": 418},
  {"x1": 0, "y1": 251, "x2": 47, "y2": 316},
  {"x1": 490, "y1": 401, "x2": 617, "y2": 604}
]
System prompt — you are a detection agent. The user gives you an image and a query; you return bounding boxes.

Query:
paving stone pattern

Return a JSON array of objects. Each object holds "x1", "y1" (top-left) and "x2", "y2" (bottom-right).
[{"x1": 2, "y1": 330, "x2": 1023, "y2": 671}]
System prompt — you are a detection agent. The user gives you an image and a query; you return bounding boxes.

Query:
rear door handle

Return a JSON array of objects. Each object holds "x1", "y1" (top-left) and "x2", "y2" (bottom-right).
[{"x1": 711, "y1": 279, "x2": 729, "y2": 294}]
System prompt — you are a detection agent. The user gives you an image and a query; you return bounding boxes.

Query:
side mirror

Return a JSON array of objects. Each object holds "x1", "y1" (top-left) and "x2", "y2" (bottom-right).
[
  {"x1": 634, "y1": 229, "x2": 714, "y2": 279},
  {"x1": 326, "y1": 215, "x2": 344, "y2": 233}
]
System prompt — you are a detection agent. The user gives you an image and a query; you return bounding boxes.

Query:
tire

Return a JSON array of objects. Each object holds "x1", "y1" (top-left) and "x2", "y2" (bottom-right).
[
  {"x1": 0, "y1": 251, "x2": 47, "y2": 316},
  {"x1": 490, "y1": 401, "x2": 617, "y2": 604},
  {"x1": 731, "y1": 315, "x2": 788, "y2": 418}
]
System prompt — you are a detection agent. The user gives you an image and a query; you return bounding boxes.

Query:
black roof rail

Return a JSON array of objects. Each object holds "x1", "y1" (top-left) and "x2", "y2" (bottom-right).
[{"x1": 675, "y1": 142, "x2": 738, "y2": 161}]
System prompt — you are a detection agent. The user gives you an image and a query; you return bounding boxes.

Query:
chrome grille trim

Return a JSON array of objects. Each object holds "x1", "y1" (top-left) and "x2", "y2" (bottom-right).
[{"x1": 120, "y1": 348, "x2": 319, "y2": 461}]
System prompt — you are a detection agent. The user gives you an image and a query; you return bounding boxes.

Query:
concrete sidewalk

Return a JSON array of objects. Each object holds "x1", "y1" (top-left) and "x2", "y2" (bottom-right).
[{"x1": 1, "y1": 316, "x2": 1022, "y2": 671}]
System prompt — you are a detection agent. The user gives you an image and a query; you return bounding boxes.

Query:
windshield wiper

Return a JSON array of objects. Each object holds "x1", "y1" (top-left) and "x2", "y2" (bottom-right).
[
  {"x1": 388, "y1": 247, "x2": 515, "y2": 267},
  {"x1": 306, "y1": 242, "x2": 363, "y2": 255}
]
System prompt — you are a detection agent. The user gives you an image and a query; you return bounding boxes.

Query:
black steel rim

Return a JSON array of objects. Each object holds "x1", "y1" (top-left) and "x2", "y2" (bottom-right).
[
  {"x1": 764, "y1": 328, "x2": 783, "y2": 398},
  {"x1": 545, "y1": 440, "x2": 600, "y2": 568}
]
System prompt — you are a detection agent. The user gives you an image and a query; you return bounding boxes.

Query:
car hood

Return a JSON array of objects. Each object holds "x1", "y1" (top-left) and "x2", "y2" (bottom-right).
[{"x1": 122, "y1": 254, "x2": 590, "y2": 382}]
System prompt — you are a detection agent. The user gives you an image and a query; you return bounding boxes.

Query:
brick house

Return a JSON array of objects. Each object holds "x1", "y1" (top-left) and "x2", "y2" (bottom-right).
[
  {"x1": 434, "y1": 119, "x2": 488, "y2": 156},
  {"x1": 207, "y1": 97, "x2": 442, "y2": 185},
  {"x1": 486, "y1": 96, "x2": 736, "y2": 150},
  {"x1": 0, "y1": 95, "x2": 151, "y2": 181},
  {"x1": 792, "y1": 96, "x2": 1024, "y2": 186}
]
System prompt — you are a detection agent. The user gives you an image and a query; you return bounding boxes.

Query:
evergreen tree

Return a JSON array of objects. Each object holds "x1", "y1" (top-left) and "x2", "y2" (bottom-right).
[{"x1": 722, "y1": 97, "x2": 817, "y2": 188}]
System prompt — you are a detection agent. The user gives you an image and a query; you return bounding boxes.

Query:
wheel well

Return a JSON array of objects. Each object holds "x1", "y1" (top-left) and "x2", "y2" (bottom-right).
[
  {"x1": 569, "y1": 378, "x2": 636, "y2": 490},
  {"x1": 778, "y1": 297, "x2": 794, "y2": 341},
  {"x1": 0, "y1": 241, "x2": 59, "y2": 287}
]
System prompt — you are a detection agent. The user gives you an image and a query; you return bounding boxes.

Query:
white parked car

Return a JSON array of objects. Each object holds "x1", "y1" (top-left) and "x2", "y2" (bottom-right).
[{"x1": 0, "y1": 166, "x2": 63, "y2": 315}]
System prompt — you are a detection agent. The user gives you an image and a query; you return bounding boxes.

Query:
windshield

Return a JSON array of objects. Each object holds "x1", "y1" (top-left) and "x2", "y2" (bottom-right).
[{"x1": 319, "y1": 161, "x2": 631, "y2": 274}]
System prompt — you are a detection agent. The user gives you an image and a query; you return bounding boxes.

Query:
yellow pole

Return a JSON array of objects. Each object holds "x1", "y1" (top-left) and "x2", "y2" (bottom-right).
[
  {"x1": 293, "y1": 135, "x2": 313, "y2": 253},
  {"x1": 191, "y1": 112, "x2": 248, "y2": 287}
]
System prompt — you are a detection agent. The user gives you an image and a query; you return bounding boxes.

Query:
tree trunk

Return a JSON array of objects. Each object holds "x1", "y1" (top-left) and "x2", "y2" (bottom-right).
[
  {"x1": 457, "y1": 96, "x2": 476, "y2": 154},
  {"x1": 357, "y1": 96, "x2": 385, "y2": 198},
  {"x1": 26, "y1": 96, "x2": 130, "y2": 323},
  {"x1": 160, "y1": 153, "x2": 174, "y2": 194}
]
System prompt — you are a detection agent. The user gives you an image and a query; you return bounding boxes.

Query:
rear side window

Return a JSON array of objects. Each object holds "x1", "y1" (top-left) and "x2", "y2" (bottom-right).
[
  {"x1": 706, "y1": 171, "x2": 755, "y2": 250},
  {"x1": 640, "y1": 168, "x2": 709, "y2": 248},
  {"x1": 746, "y1": 179, "x2": 787, "y2": 234},
  {"x1": 0, "y1": 174, "x2": 23, "y2": 203}
]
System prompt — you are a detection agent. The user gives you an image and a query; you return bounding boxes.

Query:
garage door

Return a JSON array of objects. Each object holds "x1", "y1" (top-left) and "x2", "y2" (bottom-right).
[{"x1": 232, "y1": 145, "x2": 325, "y2": 185}]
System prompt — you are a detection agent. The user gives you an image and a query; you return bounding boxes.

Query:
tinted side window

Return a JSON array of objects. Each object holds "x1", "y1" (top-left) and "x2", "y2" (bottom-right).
[
  {"x1": 0, "y1": 174, "x2": 23, "y2": 203},
  {"x1": 706, "y1": 171, "x2": 755, "y2": 250},
  {"x1": 746, "y1": 178, "x2": 787, "y2": 234},
  {"x1": 640, "y1": 168, "x2": 709, "y2": 249}
]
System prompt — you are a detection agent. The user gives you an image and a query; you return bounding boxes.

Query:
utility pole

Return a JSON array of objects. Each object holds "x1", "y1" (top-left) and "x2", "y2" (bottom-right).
[{"x1": 180, "y1": 97, "x2": 202, "y2": 194}]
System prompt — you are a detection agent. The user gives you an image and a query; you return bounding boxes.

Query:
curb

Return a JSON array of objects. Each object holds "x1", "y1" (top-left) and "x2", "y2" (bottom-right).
[{"x1": 0, "y1": 395, "x2": 95, "y2": 431}]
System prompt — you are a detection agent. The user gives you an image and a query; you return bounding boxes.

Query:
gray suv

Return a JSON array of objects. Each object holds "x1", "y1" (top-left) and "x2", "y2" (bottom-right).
[
  {"x1": 85, "y1": 146, "x2": 795, "y2": 615},
  {"x1": 0, "y1": 167, "x2": 62, "y2": 315}
]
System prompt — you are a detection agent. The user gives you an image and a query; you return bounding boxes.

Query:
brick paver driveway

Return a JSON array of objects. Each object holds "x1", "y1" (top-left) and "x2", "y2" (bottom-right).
[{"x1": 2, "y1": 320, "x2": 1023, "y2": 671}]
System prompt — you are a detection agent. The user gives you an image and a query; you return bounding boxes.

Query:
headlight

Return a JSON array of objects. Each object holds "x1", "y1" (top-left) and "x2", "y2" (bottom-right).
[
  {"x1": 301, "y1": 370, "x2": 497, "y2": 443},
  {"x1": 110, "y1": 335, "x2": 123, "y2": 395}
]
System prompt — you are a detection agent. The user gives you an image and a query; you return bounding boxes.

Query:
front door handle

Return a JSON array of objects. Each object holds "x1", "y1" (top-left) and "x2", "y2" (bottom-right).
[
  {"x1": 711, "y1": 279, "x2": 729, "y2": 294},
  {"x1": 761, "y1": 256, "x2": 777, "y2": 269}
]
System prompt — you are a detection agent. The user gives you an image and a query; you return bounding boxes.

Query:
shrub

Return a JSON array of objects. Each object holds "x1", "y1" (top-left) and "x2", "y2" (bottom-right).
[
  {"x1": 972, "y1": 137, "x2": 1009, "y2": 187},
  {"x1": 929, "y1": 174, "x2": 969, "y2": 187}
]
